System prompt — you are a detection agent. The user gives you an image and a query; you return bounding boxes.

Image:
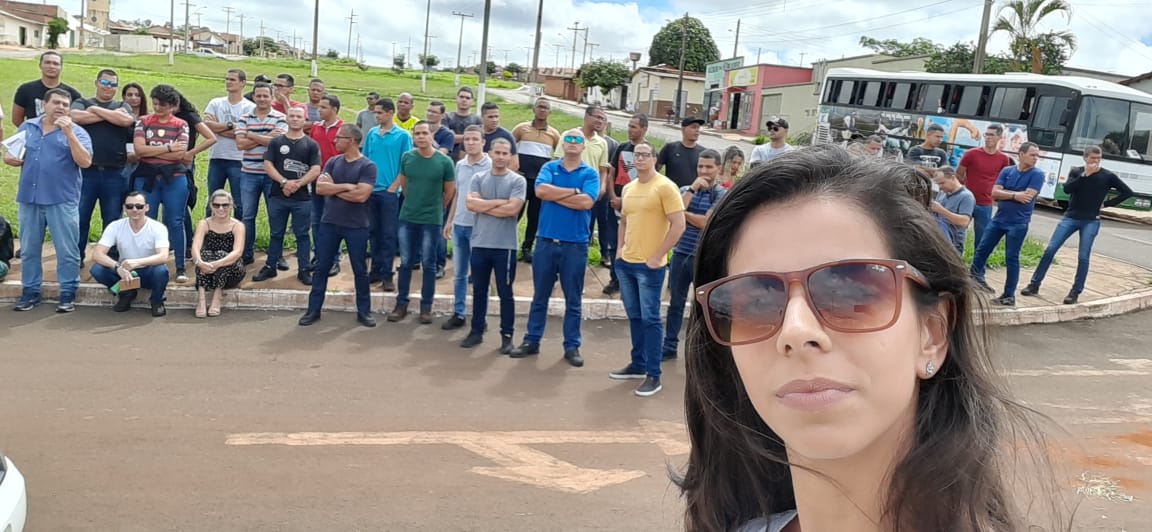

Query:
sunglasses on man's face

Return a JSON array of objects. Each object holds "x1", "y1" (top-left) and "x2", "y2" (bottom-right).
[
  {"x1": 563, "y1": 135, "x2": 584, "y2": 144},
  {"x1": 694, "y1": 259, "x2": 931, "y2": 346},
  {"x1": 124, "y1": 203, "x2": 147, "y2": 211},
  {"x1": 769, "y1": 126, "x2": 782, "y2": 132}
]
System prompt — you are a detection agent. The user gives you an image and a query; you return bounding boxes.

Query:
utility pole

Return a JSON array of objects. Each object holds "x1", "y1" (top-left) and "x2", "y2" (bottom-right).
[
  {"x1": 478, "y1": 0, "x2": 492, "y2": 108},
  {"x1": 732, "y1": 19, "x2": 740, "y2": 58},
  {"x1": 406, "y1": 37, "x2": 412, "y2": 69},
  {"x1": 237, "y1": 13, "x2": 248, "y2": 56},
  {"x1": 566, "y1": 21, "x2": 581, "y2": 71},
  {"x1": 799, "y1": 52, "x2": 806, "y2": 66},
  {"x1": 674, "y1": 12, "x2": 689, "y2": 120},
  {"x1": 356, "y1": 34, "x2": 362, "y2": 64},
  {"x1": 530, "y1": 0, "x2": 544, "y2": 87},
  {"x1": 452, "y1": 11, "x2": 474, "y2": 86},
  {"x1": 346, "y1": 9, "x2": 357, "y2": 59},
  {"x1": 974, "y1": 0, "x2": 994, "y2": 74},
  {"x1": 551, "y1": 43, "x2": 564, "y2": 67},
  {"x1": 79, "y1": 0, "x2": 84, "y2": 49},
  {"x1": 420, "y1": 0, "x2": 432, "y2": 93},
  {"x1": 181, "y1": 0, "x2": 193, "y2": 53},
  {"x1": 587, "y1": 42, "x2": 599, "y2": 61},
  {"x1": 580, "y1": 28, "x2": 590, "y2": 67},
  {"x1": 168, "y1": 0, "x2": 175, "y2": 65},
  {"x1": 259, "y1": 19, "x2": 265, "y2": 57},
  {"x1": 223, "y1": 6, "x2": 234, "y2": 52},
  {"x1": 310, "y1": 0, "x2": 319, "y2": 75}
]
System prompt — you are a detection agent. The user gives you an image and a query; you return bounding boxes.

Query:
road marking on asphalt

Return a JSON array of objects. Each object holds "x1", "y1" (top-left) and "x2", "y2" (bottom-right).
[
  {"x1": 226, "y1": 419, "x2": 689, "y2": 494},
  {"x1": 1112, "y1": 233, "x2": 1152, "y2": 246}
]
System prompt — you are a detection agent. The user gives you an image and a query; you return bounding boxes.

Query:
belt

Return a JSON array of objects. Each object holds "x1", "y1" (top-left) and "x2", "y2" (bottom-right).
[
  {"x1": 88, "y1": 164, "x2": 124, "y2": 172},
  {"x1": 537, "y1": 237, "x2": 585, "y2": 246}
]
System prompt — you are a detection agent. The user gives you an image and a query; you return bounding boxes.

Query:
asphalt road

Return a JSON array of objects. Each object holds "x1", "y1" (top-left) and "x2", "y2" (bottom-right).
[
  {"x1": 1030, "y1": 207, "x2": 1152, "y2": 269},
  {"x1": 1, "y1": 308, "x2": 1148, "y2": 531}
]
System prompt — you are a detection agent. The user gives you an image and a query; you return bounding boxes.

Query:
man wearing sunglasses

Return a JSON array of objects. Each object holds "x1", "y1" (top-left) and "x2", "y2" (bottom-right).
[
  {"x1": 89, "y1": 191, "x2": 172, "y2": 317},
  {"x1": 610, "y1": 142, "x2": 685, "y2": 397},
  {"x1": 749, "y1": 117, "x2": 794, "y2": 164},
  {"x1": 69, "y1": 69, "x2": 135, "y2": 263},
  {"x1": 511, "y1": 129, "x2": 601, "y2": 367}
]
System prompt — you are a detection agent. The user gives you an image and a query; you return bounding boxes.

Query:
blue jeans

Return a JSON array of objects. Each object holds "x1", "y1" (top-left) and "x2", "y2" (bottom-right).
[
  {"x1": 90, "y1": 263, "x2": 170, "y2": 305},
  {"x1": 266, "y1": 196, "x2": 313, "y2": 271},
  {"x1": 523, "y1": 238, "x2": 588, "y2": 350},
  {"x1": 182, "y1": 164, "x2": 198, "y2": 254},
  {"x1": 307, "y1": 223, "x2": 370, "y2": 315},
  {"x1": 240, "y1": 172, "x2": 271, "y2": 262},
  {"x1": 970, "y1": 220, "x2": 1029, "y2": 297},
  {"x1": 17, "y1": 202, "x2": 81, "y2": 297},
  {"x1": 437, "y1": 210, "x2": 449, "y2": 270},
  {"x1": 470, "y1": 247, "x2": 517, "y2": 336},
  {"x1": 206, "y1": 159, "x2": 244, "y2": 219},
  {"x1": 397, "y1": 222, "x2": 441, "y2": 310},
  {"x1": 78, "y1": 167, "x2": 127, "y2": 255},
  {"x1": 663, "y1": 251, "x2": 694, "y2": 355},
  {"x1": 133, "y1": 176, "x2": 189, "y2": 266},
  {"x1": 972, "y1": 204, "x2": 993, "y2": 253},
  {"x1": 1030, "y1": 217, "x2": 1101, "y2": 294},
  {"x1": 590, "y1": 196, "x2": 618, "y2": 262},
  {"x1": 451, "y1": 224, "x2": 473, "y2": 317},
  {"x1": 369, "y1": 190, "x2": 400, "y2": 280},
  {"x1": 617, "y1": 259, "x2": 667, "y2": 378}
]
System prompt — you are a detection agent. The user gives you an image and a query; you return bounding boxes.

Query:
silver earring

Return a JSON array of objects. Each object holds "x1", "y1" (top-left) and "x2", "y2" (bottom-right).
[{"x1": 925, "y1": 361, "x2": 936, "y2": 377}]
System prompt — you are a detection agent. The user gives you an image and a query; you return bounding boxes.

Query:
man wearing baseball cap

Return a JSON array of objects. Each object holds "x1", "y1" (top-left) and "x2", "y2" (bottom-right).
[
  {"x1": 749, "y1": 116, "x2": 794, "y2": 164},
  {"x1": 655, "y1": 116, "x2": 705, "y2": 188},
  {"x1": 244, "y1": 75, "x2": 272, "y2": 103}
]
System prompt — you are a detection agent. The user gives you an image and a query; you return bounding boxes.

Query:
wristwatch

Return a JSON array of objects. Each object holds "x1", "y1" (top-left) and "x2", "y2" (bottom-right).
[
  {"x1": 573, "y1": 187, "x2": 581, "y2": 196},
  {"x1": 226, "y1": 121, "x2": 234, "y2": 130},
  {"x1": 280, "y1": 177, "x2": 288, "y2": 185}
]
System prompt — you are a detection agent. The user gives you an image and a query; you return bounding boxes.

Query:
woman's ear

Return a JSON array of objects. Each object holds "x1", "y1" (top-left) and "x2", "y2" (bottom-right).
[{"x1": 918, "y1": 298, "x2": 952, "y2": 378}]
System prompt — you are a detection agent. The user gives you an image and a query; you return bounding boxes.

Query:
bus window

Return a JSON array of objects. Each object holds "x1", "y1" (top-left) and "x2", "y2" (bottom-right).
[
  {"x1": 1128, "y1": 103, "x2": 1152, "y2": 159},
  {"x1": 823, "y1": 80, "x2": 841, "y2": 104},
  {"x1": 917, "y1": 84, "x2": 945, "y2": 114},
  {"x1": 990, "y1": 87, "x2": 1030, "y2": 120},
  {"x1": 860, "y1": 81, "x2": 882, "y2": 107},
  {"x1": 1070, "y1": 96, "x2": 1130, "y2": 152},
  {"x1": 890, "y1": 83, "x2": 912, "y2": 110},
  {"x1": 836, "y1": 81, "x2": 855, "y2": 104},
  {"x1": 957, "y1": 85, "x2": 986, "y2": 115},
  {"x1": 1033, "y1": 95, "x2": 1071, "y2": 130}
]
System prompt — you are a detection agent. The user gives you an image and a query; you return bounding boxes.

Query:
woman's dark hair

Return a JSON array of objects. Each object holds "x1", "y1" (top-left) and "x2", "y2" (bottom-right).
[
  {"x1": 121, "y1": 82, "x2": 147, "y2": 115},
  {"x1": 170, "y1": 88, "x2": 199, "y2": 117},
  {"x1": 149, "y1": 84, "x2": 181, "y2": 109},
  {"x1": 675, "y1": 145, "x2": 1064, "y2": 532}
]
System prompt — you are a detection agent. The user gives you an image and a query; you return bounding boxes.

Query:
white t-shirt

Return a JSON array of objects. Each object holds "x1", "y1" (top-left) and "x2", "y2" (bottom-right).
[
  {"x1": 97, "y1": 218, "x2": 169, "y2": 260},
  {"x1": 749, "y1": 143, "x2": 795, "y2": 163},
  {"x1": 204, "y1": 96, "x2": 256, "y2": 161}
]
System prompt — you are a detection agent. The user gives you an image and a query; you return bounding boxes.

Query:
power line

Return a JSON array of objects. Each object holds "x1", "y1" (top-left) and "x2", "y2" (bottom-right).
[
  {"x1": 736, "y1": 0, "x2": 958, "y2": 40},
  {"x1": 742, "y1": 4, "x2": 978, "y2": 47},
  {"x1": 1065, "y1": 5, "x2": 1152, "y2": 65}
]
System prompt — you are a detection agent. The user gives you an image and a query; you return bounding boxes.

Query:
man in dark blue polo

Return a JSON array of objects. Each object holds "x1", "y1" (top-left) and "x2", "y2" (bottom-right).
[
  {"x1": 5, "y1": 88, "x2": 94, "y2": 312},
  {"x1": 70, "y1": 68, "x2": 134, "y2": 262},
  {"x1": 510, "y1": 128, "x2": 600, "y2": 367}
]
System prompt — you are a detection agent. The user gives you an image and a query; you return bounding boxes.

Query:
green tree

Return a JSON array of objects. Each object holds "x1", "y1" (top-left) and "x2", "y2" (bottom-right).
[
  {"x1": 925, "y1": 42, "x2": 1011, "y2": 74},
  {"x1": 504, "y1": 62, "x2": 524, "y2": 75},
  {"x1": 325, "y1": 49, "x2": 339, "y2": 59},
  {"x1": 648, "y1": 17, "x2": 720, "y2": 73},
  {"x1": 419, "y1": 54, "x2": 439, "y2": 67},
  {"x1": 393, "y1": 54, "x2": 405, "y2": 71},
  {"x1": 486, "y1": 61, "x2": 498, "y2": 75},
  {"x1": 858, "y1": 36, "x2": 942, "y2": 57},
  {"x1": 992, "y1": 0, "x2": 1076, "y2": 73},
  {"x1": 242, "y1": 36, "x2": 280, "y2": 56},
  {"x1": 47, "y1": 17, "x2": 68, "y2": 49},
  {"x1": 577, "y1": 60, "x2": 631, "y2": 96}
]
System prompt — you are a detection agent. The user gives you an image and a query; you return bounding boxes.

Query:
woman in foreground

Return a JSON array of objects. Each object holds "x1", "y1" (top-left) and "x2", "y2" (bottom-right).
[{"x1": 677, "y1": 146, "x2": 1064, "y2": 532}]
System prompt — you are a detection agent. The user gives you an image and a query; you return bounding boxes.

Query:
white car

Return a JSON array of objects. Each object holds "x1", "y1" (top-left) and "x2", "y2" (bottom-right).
[{"x1": 0, "y1": 451, "x2": 26, "y2": 532}]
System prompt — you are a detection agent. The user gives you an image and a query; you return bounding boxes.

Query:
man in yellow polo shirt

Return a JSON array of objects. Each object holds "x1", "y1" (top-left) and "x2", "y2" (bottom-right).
[
  {"x1": 608, "y1": 141, "x2": 685, "y2": 398},
  {"x1": 393, "y1": 92, "x2": 418, "y2": 132}
]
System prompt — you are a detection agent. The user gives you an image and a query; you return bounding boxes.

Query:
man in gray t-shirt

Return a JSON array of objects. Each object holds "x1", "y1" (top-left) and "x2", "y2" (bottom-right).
[
  {"x1": 461, "y1": 138, "x2": 527, "y2": 352},
  {"x1": 930, "y1": 167, "x2": 975, "y2": 255}
]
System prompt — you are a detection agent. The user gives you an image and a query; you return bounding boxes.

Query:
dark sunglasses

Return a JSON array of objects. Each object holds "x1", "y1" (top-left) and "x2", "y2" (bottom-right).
[
  {"x1": 563, "y1": 135, "x2": 584, "y2": 144},
  {"x1": 769, "y1": 126, "x2": 782, "y2": 132},
  {"x1": 98, "y1": 79, "x2": 119, "y2": 88},
  {"x1": 694, "y1": 259, "x2": 931, "y2": 346},
  {"x1": 124, "y1": 203, "x2": 147, "y2": 210},
  {"x1": 211, "y1": 203, "x2": 232, "y2": 209}
]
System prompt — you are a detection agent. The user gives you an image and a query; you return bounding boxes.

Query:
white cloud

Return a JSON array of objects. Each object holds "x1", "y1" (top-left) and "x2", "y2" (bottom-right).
[{"x1": 59, "y1": 0, "x2": 1152, "y2": 77}]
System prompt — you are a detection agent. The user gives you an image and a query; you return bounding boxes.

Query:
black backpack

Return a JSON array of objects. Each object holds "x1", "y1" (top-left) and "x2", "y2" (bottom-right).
[{"x1": 0, "y1": 214, "x2": 13, "y2": 264}]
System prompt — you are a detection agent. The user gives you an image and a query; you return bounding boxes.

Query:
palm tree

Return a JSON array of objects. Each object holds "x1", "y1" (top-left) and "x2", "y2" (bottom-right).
[{"x1": 992, "y1": 0, "x2": 1077, "y2": 74}]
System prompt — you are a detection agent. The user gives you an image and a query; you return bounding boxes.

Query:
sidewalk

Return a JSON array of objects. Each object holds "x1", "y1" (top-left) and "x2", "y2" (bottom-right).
[{"x1": 3, "y1": 241, "x2": 1152, "y2": 327}]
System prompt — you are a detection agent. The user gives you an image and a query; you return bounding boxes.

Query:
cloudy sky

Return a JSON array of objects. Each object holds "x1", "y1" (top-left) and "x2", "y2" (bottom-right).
[{"x1": 70, "y1": 0, "x2": 1152, "y2": 76}]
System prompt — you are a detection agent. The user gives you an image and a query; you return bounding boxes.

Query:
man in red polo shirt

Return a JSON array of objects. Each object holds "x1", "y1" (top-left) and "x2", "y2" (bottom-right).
[
  {"x1": 957, "y1": 123, "x2": 1012, "y2": 249},
  {"x1": 308, "y1": 94, "x2": 344, "y2": 276}
]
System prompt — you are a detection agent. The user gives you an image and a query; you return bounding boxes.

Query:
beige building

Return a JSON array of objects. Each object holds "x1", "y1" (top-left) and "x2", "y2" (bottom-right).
[{"x1": 628, "y1": 66, "x2": 706, "y2": 120}]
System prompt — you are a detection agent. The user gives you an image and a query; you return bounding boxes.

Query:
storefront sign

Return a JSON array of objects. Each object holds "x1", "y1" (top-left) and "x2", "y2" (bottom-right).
[
  {"x1": 728, "y1": 66, "x2": 759, "y2": 88},
  {"x1": 706, "y1": 57, "x2": 744, "y2": 89}
]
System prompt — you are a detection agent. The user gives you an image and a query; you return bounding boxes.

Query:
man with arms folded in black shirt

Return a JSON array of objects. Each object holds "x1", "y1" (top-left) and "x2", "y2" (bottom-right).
[
  {"x1": 255, "y1": 106, "x2": 321, "y2": 285},
  {"x1": 1022, "y1": 145, "x2": 1133, "y2": 304}
]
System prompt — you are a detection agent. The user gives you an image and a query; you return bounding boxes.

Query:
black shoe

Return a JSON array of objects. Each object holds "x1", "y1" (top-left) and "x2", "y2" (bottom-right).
[
  {"x1": 1020, "y1": 284, "x2": 1040, "y2": 296},
  {"x1": 368, "y1": 273, "x2": 383, "y2": 285},
  {"x1": 435, "y1": 265, "x2": 446, "y2": 279},
  {"x1": 500, "y1": 334, "x2": 514, "y2": 355},
  {"x1": 973, "y1": 277, "x2": 995, "y2": 294},
  {"x1": 357, "y1": 313, "x2": 377, "y2": 327},
  {"x1": 991, "y1": 296, "x2": 1015, "y2": 306},
  {"x1": 253, "y1": 265, "x2": 278, "y2": 282},
  {"x1": 151, "y1": 301, "x2": 167, "y2": 317},
  {"x1": 441, "y1": 314, "x2": 466, "y2": 330},
  {"x1": 55, "y1": 296, "x2": 76, "y2": 313},
  {"x1": 1064, "y1": 292, "x2": 1079, "y2": 305},
  {"x1": 297, "y1": 270, "x2": 313, "y2": 286},
  {"x1": 412, "y1": 263, "x2": 421, "y2": 271},
  {"x1": 602, "y1": 279, "x2": 619, "y2": 295},
  {"x1": 328, "y1": 262, "x2": 340, "y2": 277},
  {"x1": 634, "y1": 376, "x2": 662, "y2": 397},
  {"x1": 298, "y1": 311, "x2": 321, "y2": 326},
  {"x1": 13, "y1": 293, "x2": 42, "y2": 312},
  {"x1": 521, "y1": 252, "x2": 532, "y2": 264},
  {"x1": 661, "y1": 350, "x2": 678, "y2": 361},
  {"x1": 510, "y1": 342, "x2": 540, "y2": 358},
  {"x1": 609, "y1": 364, "x2": 646, "y2": 380},
  {"x1": 242, "y1": 256, "x2": 255, "y2": 266},
  {"x1": 460, "y1": 333, "x2": 483, "y2": 348},
  {"x1": 113, "y1": 290, "x2": 137, "y2": 312},
  {"x1": 564, "y1": 348, "x2": 585, "y2": 367},
  {"x1": 277, "y1": 257, "x2": 290, "y2": 271},
  {"x1": 381, "y1": 279, "x2": 396, "y2": 292}
]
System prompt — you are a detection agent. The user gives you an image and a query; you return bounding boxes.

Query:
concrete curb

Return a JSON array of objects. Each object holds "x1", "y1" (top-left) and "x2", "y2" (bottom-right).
[
  {"x1": 1100, "y1": 209, "x2": 1152, "y2": 226},
  {"x1": 3, "y1": 280, "x2": 1151, "y2": 327}
]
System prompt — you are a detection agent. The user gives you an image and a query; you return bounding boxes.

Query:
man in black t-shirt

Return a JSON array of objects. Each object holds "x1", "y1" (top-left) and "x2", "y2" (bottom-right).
[
  {"x1": 69, "y1": 69, "x2": 135, "y2": 260},
  {"x1": 443, "y1": 86, "x2": 482, "y2": 161},
  {"x1": 656, "y1": 117, "x2": 705, "y2": 187},
  {"x1": 257, "y1": 106, "x2": 322, "y2": 285},
  {"x1": 12, "y1": 51, "x2": 83, "y2": 126},
  {"x1": 906, "y1": 123, "x2": 951, "y2": 168}
]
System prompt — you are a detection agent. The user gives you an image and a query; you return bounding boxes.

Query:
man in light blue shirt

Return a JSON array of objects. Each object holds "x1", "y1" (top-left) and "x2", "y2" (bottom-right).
[
  {"x1": 5, "y1": 88, "x2": 93, "y2": 312},
  {"x1": 363, "y1": 97, "x2": 412, "y2": 291}
]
